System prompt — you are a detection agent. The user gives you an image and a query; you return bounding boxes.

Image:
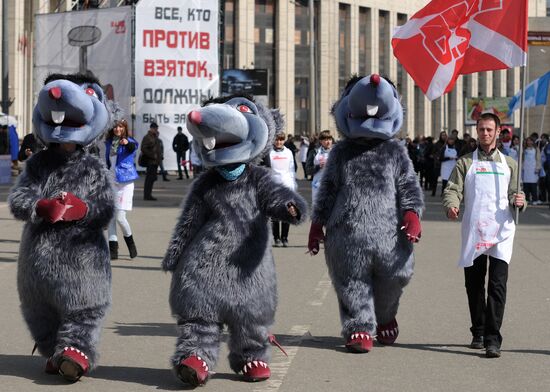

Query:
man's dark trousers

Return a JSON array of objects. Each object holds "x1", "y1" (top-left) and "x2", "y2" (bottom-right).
[
  {"x1": 144, "y1": 164, "x2": 158, "y2": 199},
  {"x1": 464, "y1": 254, "x2": 508, "y2": 348}
]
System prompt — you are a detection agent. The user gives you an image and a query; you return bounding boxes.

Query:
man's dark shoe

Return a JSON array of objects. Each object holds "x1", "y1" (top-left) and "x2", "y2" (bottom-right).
[
  {"x1": 470, "y1": 336, "x2": 484, "y2": 349},
  {"x1": 486, "y1": 345, "x2": 501, "y2": 358},
  {"x1": 144, "y1": 196, "x2": 157, "y2": 201}
]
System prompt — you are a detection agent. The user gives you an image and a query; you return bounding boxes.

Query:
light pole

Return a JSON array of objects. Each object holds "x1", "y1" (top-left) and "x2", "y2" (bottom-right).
[
  {"x1": 309, "y1": 0, "x2": 316, "y2": 135},
  {"x1": 2, "y1": 0, "x2": 9, "y2": 115}
]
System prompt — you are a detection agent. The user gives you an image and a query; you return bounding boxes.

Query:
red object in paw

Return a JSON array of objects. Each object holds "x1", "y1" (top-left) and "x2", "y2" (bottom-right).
[
  {"x1": 58, "y1": 346, "x2": 89, "y2": 382},
  {"x1": 401, "y1": 210, "x2": 422, "y2": 242},
  {"x1": 242, "y1": 360, "x2": 271, "y2": 382},
  {"x1": 345, "y1": 332, "x2": 373, "y2": 353},
  {"x1": 377, "y1": 318, "x2": 399, "y2": 345},
  {"x1": 36, "y1": 193, "x2": 88, "y2": 223},
  {"x1": 307, "y1": 222, "x2": 325, "y2": 255},
  {"x1": 175, "y1": 355, "x2": 209, "y2": 386},
  {"x1": 60, "y1": 192, "x2": 88, "y2": 221},
  {"x1": 36, "y1": 198, "x2": 67, "y2": 223}
]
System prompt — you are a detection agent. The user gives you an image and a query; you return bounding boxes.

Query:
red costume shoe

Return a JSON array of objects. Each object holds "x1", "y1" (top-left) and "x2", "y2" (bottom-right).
[
  {"x1": 242, "y1": 360, "x2": 271, "y2": 382},
  {"x1": 376, "y1": 318, "x2": 399, "y2": 345},
  {"x1": 175, "y1": 355, "x2": 209, "y2": 386},
  {"x1": 58, "y1": 347, "x2": 89, "y2": 382},
  {"x1": 44, "y1": 357, "x2": 58, "y2": 374},
  {"x1": 345, "y1": 332, "x2": 373, "y2": 353}
]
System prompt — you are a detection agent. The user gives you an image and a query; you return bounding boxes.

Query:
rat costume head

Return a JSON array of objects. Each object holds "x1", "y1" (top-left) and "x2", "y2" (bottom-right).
[
  {"x1": 33, "y1": 73, "x2": 111, "y2": 146},
  {"x1": 332, "y1": 74, "x2": 403, "y2": 140},
  {"x1": 186, "y1": 95, "x2": 281, "y2": 167}
]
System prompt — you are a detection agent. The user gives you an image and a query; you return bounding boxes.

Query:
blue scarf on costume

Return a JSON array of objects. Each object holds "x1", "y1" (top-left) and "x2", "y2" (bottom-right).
[{"x1": 215, "y1": 164, "x2": 246, "y2": 181}]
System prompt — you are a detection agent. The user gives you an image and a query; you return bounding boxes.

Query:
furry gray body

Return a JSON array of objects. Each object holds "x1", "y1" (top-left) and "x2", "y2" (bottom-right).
[
  {"x1": 8, "y1": 148, "x2": 114, "y2": 367},
  {"x1": 312, "y1": 139, "x2": 423, "y2": 336},
  {"x1": 163, "y1": 165, "x2": 306, "y2": 373}
]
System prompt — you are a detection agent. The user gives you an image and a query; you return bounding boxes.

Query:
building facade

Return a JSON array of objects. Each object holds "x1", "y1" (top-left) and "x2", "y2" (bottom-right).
[{"x1": 0, "y1": 0, "x2": 548, "y2": 139}]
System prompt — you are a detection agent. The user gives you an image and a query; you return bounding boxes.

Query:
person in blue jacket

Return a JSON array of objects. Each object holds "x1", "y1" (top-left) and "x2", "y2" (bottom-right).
[{"x1": 105, "y1": 119, "x2": 139, "y2": 260}]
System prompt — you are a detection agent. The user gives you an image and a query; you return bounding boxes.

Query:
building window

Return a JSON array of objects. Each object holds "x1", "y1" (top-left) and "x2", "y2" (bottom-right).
[
  {"x1": 379, "y1": 10, "x2": 389, "y2": 77},
  {"x1": 222, "y1": 0, "x2": 236, "y2": 69},
  {"x1": 255, "y1": 0, "x2": 276, "y2": 107},
  {"x1": 358, "y1": 7, "x2": 371, "y2": 76},
  {"x1": 294, "y1": 0, "x2": 314, "y2": 135},
  {"x1": 339, "y1": 3, "x2": 351, "y2": 92}
]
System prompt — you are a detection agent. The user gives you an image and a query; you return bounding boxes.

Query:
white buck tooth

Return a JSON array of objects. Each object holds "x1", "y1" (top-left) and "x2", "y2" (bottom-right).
[
  {"x1": 243, "y1": 365, "x2": 248, "y2": 373},
  {"x1": 202, "y1": 137, "x2": 216, "y2": 150},
  {"x1": 51, "y1": 111, "x2": 65, "y2": 124},
  {"x1": 366, "y1": 105, "x2": 378, "y2": 116},
  {"x1": 253, "y1": 361, "x2": 258, "y2": 367}
]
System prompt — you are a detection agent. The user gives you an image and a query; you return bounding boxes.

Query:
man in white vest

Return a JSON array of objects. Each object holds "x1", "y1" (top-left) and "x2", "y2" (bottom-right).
[{"x1": 443, "y1": 112, "x2": 525, "y2": 358}]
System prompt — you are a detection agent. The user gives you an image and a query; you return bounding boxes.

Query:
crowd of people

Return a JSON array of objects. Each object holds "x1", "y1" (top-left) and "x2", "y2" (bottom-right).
[{"x1": 404, "y1": 128, "x2": 550, "y2": 204}]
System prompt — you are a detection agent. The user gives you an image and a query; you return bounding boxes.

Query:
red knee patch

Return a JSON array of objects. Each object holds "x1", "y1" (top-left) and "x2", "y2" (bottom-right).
[
  {"x1": 345, "y1": 332, "x2": 373, "y2": 353},
  {"x1": 242, "y1": 360, "x2": 270, "y2": 382}
]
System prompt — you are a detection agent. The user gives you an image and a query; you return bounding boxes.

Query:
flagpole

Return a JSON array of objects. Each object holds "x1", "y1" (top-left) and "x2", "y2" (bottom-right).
[
  {"x1": 515, "y1": 62, "x2": 528, "y2": 224},
  {"x1": 539, "y1": 104, "x2": 546, "y2": 136}
]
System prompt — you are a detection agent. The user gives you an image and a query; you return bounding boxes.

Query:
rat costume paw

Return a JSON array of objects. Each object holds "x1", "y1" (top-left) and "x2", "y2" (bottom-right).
[
  {"x1": 376, "y1": 318, "x2": 399, "y2": 345},
  {"x1": 345, "y1": 332, "x2": 373, "y2": 353},
  {"x1": 59, "y1": 192, "x2": 88, "y2": 221},
  {"x1": 287, "y1": 202, "x2": 301, "y2": 220},
  {"x1": 242, "y1": 360, "x2": 270, "y2": 382},
  {"x1": 401, "y1": 210, "x2": 421, "y2": 243},
  {"x1": 175, "y1": 355, "x2": 210, "y2": 386},
  {"x1": 36, "y1": 198, "x2": 67, "y2": 223},
  {"x1": 36, "y1": 193, "x2": 88, "y2": 223},
  {"x1": 57, "y1": 346, "x2": 90, "y2": 382},
  {"x1": 307, "y1": 222, "x2": 325, "y2": 255}
]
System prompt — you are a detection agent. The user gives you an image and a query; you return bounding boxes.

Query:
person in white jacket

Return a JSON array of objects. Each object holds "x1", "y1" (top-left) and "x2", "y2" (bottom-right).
[{"x1": 268, "y1": 132, "x2": 298, "y2": 247}]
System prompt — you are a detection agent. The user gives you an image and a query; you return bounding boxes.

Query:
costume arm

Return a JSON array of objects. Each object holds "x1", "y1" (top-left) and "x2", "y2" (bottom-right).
[
  {"x1": 77, "y1": 162, "x2": 115, "y2": 229},
  {"x1": 311, "y1": 149, "x2": 340, "y2": 225},
  {"x1": 162, "y1": 185, "x2": 209, "y2": 271},
  {"x1": 257, "y1": 170, "x2": 307, "y2": 224},
  {"x1": 8, "y1": 156, "x2": 43, "y2": 222},
  {"x1": 395, "y1": 149, "x2": 424, "y2": 216}
]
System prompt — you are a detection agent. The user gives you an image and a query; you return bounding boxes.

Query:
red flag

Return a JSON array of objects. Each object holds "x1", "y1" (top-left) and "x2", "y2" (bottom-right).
[{"x1": 392, "y1": 0, "x2": 528, "y2": 100}]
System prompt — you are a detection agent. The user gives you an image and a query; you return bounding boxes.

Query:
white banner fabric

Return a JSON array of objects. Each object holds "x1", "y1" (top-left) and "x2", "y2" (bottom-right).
[
  {"x1": 135, "y1": 0, "x2": 219, "y2": 170},
  {"x1": 34, "y1": 7, "x2": 133, "y2": 124}
]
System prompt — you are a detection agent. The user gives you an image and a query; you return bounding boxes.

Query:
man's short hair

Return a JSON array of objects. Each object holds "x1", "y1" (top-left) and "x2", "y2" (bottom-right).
[
  {"x1": 177, "y1": 126, "x2": 182, "y2": 131},
  {"x1": 476, "y1": 113, "x2": 500, "y2": 129},
  {"x1": 150, "y1": 122, "x2": 159, "y2": 129},
  {"x1": 319, "y1": 130, "x2": 333, "y2": 141}
]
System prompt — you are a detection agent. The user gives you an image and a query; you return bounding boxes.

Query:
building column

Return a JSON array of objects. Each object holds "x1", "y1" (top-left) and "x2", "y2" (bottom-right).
[
  {"x1": 275, "y1": 0, "x2": 294, "y2": 134},
  {"x1": 349, "y1": 4, "x2": 359, "y2": 75},
  {"x1": 369, "y1": 8, "x2": 379, "y2": 74},
  {"x1": 318, "y1": 0, "x2": 339, "y2": 133},
  {"x1": 236, "y1": 0, "x2": 254, "y2": 69}
]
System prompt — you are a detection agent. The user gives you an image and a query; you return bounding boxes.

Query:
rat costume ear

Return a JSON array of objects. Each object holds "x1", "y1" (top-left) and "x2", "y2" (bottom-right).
[{"x1": 270, "y1": 109, "x2": 285, "y2": 134}]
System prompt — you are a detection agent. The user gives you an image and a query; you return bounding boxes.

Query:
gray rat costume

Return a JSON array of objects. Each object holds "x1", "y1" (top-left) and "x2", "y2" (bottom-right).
[
  {"x1": 8, "y1": 73, "x2": 114, "y2": 381},
  {"x1": 308, "y1": 74, "x2": 424, "y2": 353},
  {"x1": 162, "y1": 95, "x2": 307, "y2": 386}
]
